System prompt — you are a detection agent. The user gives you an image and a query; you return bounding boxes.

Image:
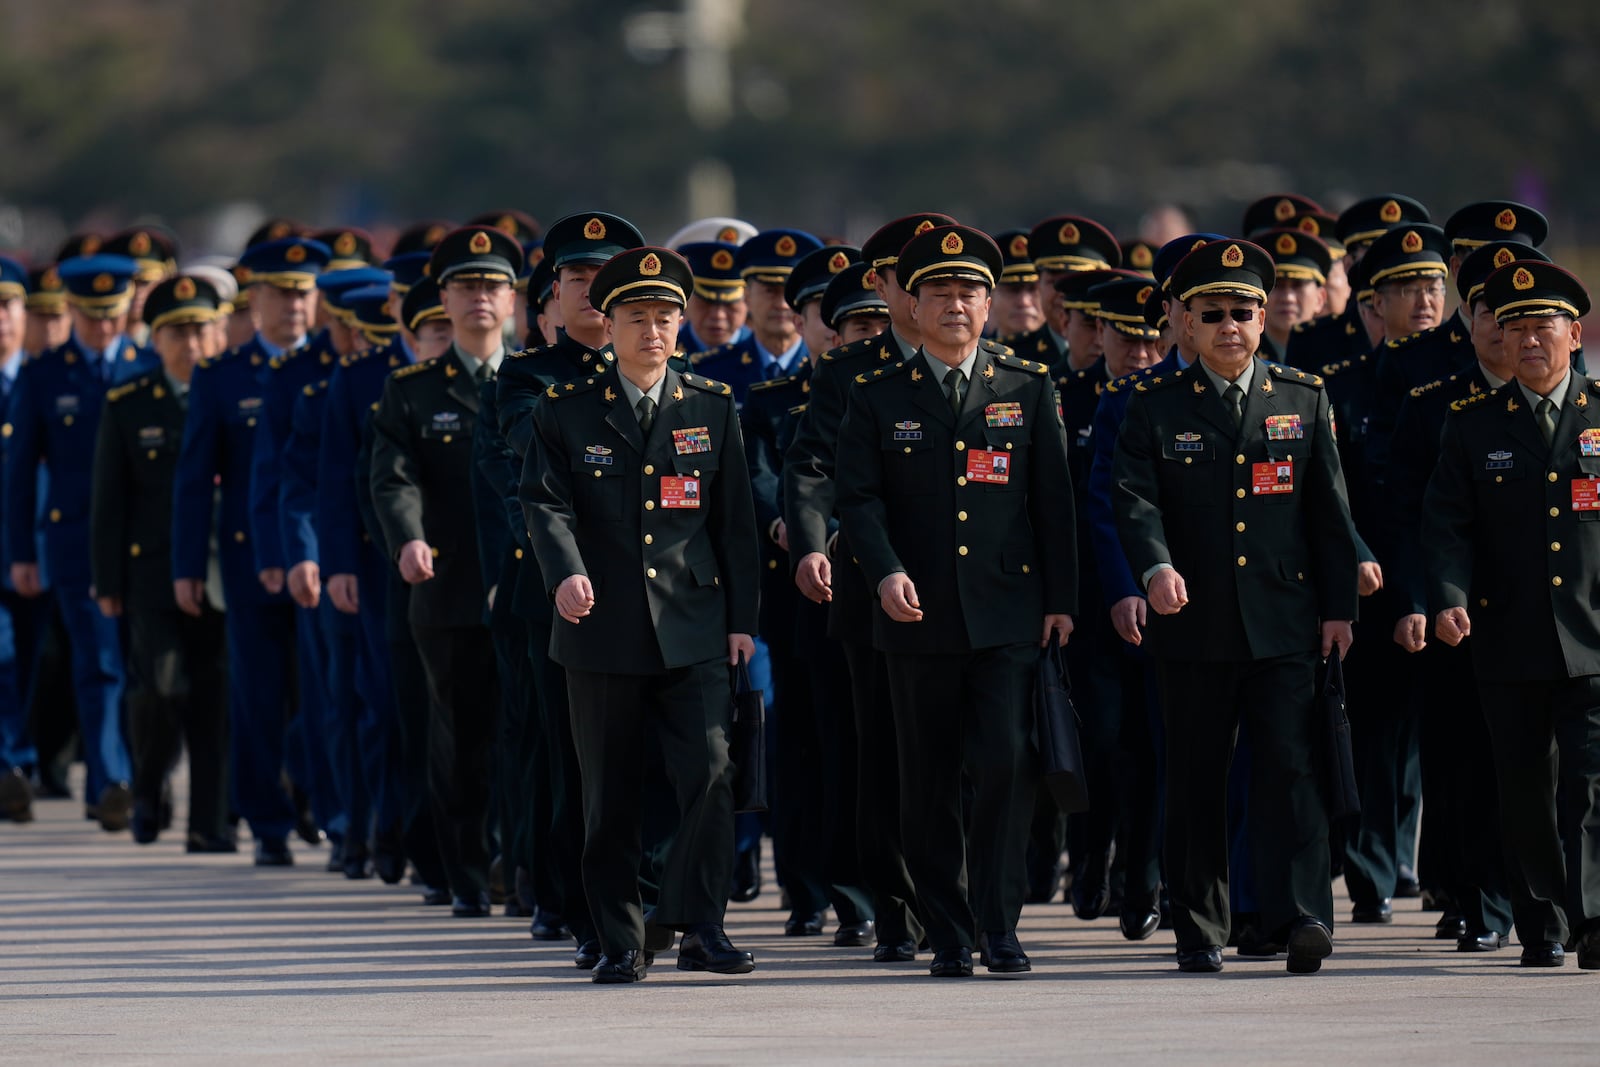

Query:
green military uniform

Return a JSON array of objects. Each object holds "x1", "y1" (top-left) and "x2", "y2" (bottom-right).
[{"x1": 1112, "y1": 240, "x2": 1360, "y2": 973}]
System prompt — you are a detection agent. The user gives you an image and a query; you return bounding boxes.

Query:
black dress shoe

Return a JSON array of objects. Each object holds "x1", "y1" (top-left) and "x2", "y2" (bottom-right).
[
  {"x1": 574, "y1": 939, "x2": 602, "y2": 969},
  {"x1": 185, "y1": 832, "x2": 238, "y2": 854},
  {"x1": 96, "y1": 782, "x2": 133, "y2": 833},
  {"x1": 1351, "y1": 900, "x2": 1393, "y2": 924},
  {"x1": 1394, "y1": 867, "x2": 1421, "y2": 898},
  {"x1": 834, "y1": 920, "x2": 875, "y2": 947},
  {"x1": 1577, "y1": 928, "x2": 1600, "y2": 971},
  {"x1": 873, "y1": 940, "x2": 917, "y2": 962},
  {"x1": 343, "y1": 843, "x2": 373, "y2": 880},
  {"x1": 530, "y1": 910, "x2": 571, "y2": 941},
  {"x1": 1520, "y1": 941, "x2": 1565, "y2": 967},
  {"x1": 324, "y1": 837, "x2": 345, "y2": 874},
  {"x1": 979, "y1": 931, "x2": 1031, "y2": 974},
  {"x1": 1457, "y1": 930, "x2": 1504, "y2": 952},
  {"x1": 1434, "y1": 913, "x2": 1468, "y2": 940},
  {"x1": 1120, "y1": 907, "x2": 1161, "y2": 942},
  {"x1": 1072, "y1": 853, "x2": 1111, "y2": 920},
  {"x1": 929, "y1": 947, "x2": 973, "y2": 978},
  {"x1": 1177, "y1": 946, "x2": 1224, "y2": 973},
  {"x1": 1286, "y1": 917, "x2": 1333, "y2": 975},
  {"x1": 784, "y1": 912, "x2": 824, "y2": 936},
  {"x1": 421, "y1": 886, "x2": 452, "y2": 906},
  {"x1": 373, "y1": 849, "x2": 407, "y2": 886},
  {"x1": 1235, "y1": 926, "x2": 1283, "y2": 958},
  {"x1": 730, "y1": 843, "x2": 762, "y2": 903},
  {"x1": 254, "y1": 837, "x2": 294, "y2": 866},
  {"x1": 131, "y1": 801, "x2": 161, "y2": 845},
  {"x1": 503, "y1": 898, "x2": 532, "y2": 918},
  {"x1": 592, "y1": 950, "x2": 649, "y2": 984},
  {"x1": 293, "y1": 806, "x2": 323, "y2": 847},
  {"x1": 451, "y1": 892, "x2": 492, "y2": 918},
  {"x1": 0, "y1": 767, "x2": 34, "y2": 822},
  {"x1": 678, "y1": 925, "x2": 755, "y2": 974}
]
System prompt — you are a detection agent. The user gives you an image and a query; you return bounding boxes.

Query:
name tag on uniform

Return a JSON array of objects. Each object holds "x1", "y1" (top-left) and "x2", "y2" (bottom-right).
[
  {"x1": 238, "y1": 397, "x2": 263, "y2": 415},
  {"x1": 985, "y1": 402, "x2": 1024, "y2": 428},
  {"x1": 138, "y1": 426, "x2": 165, "y2": 448},
  {"x1": 661, "y1": 476, "x2": 701, "y2": 508},
  {"x1": 55, "y1": 395, "x2": 80, "y2": 415},
  {"x1": 965, "y1": 448, "x2": 1011, "y2": 484},
  {"x1": 1572, "y1": 478, "x2": 1600, "y2": 511},
  {"x1": 1252, "y1": 458, "x2": 1294, "y2": 495},
  {"x1": 431, "y1": 411, "x2": 461, "y2": 432},
  {"x1": 893, "y1": 420, "x2": 922, "y2": 441},
  {"x1": 1580, "y1": 429, "x2": 1600, "y2": 457},
  {"x1": 1485, "y1": 450, "x2": 1514, "y2": 471},
  {"x1": 672, "y1": 426, "x2": 711, "y2": 455},
  {"x1": 1173, "y1": 432, "x2": 1205, "y2": 452},
  {"x1": 583, "y1": 445, "x2": 613, "y2": 465},
  {"x1": 1264, "y1": 414, "x2": 1303, "y2": 440}
]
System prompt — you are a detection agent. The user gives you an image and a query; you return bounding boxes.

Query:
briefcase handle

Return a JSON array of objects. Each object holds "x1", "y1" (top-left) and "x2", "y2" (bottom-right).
[
  {"x1": 733, "y1": 648, "x2": 753, "y2": 696},
  {"x1": 1045, "y1": 633, "x2": 1071, "y2": 695}
]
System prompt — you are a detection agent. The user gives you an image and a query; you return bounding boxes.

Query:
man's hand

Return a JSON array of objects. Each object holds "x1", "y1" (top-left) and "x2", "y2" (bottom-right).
[
  {"x1": 397, "y1": 540, "x2": 434, "y2": 585},
  {"x1": 96, "y1": 595, "x2": 122, "y2": 618},
  {"x1": 728, "y1": 632, "x2": 755, "y2": 665},
  {"x1": 1110, "y1": 596, "x2": 1147, "y2": 646},
  {"x1": 1146, "y1": 567, "x2": 1188, "y2": 615},
  {"x1": 555, "y1": 574, "x2": 595, "y2": 624},
  {"x1": 1040, "y1": 614, "x2": 1074, "y2": 647},
  {"x1": 287, "y1": 561, "x2": 321, "y2": 609},
  {"x1": 878, "y1": 573, "x2": 923, "y2": 623},
  {"x1": 173, "y1": 578, "x2": 205, "y2": 618},
  {"x1": 1435, "y1": 607, "x2": 1471, "y2": 647},
  {"x1": 327, "y1": 573, "x2": 359, "y2": 615},
  {"x1": 772, "y1": 519, "x2": 788, "y2": 553},
  {"x1": 1393, "y1": 613, "x2": 1427, "y2": 653},
  {"x1": 1321, "y1": 619, "x2": 1355, "y2": 660},
  {"x1": 1358, "y1": 561, "x2": 1383, "y2": 597},
  {"x1": 258, "y1": 567, "x2": 285, "y2": 595},
  {"x1": 794, "y1": 551, "x2": 832, "y2": 604},
  {"x1": 10, "y1": 563, "x2": 41, "y2": 598}
]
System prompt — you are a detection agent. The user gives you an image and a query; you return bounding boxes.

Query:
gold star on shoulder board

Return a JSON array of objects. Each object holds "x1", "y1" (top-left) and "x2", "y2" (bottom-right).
[
  {"x1": 603, "y1": 386, "x2": 616, "y2": 403},
  {"x1": 564, "y1": 383, "x2": 575, "y2": 391},
  {"x1": 1295, "y1": 371, "x2": 1306, "y2": 379},
  {"x1": 1152, "y1": 376, "x2": 1163, "y2": 385},
  {"x1": 910, "y1": 367, "x2": 923, "y2": 382},
  {"x1": 673, "y1": 385, "x2": 684, "y2": 401},
  {"x1": 872, "y1": 369, "x2": 883, "y2": 377}
]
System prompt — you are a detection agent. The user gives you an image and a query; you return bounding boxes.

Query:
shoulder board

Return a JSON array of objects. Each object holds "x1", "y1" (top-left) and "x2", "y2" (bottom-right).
[
  {"x1": 980, "y1": 338, "x2": 1014, "y2": 357},
  {"x1": 748, "y1": 371, "x2": 801, "y2": 393},
  {"x1": 1320, "y1": 354, "x2": 1367, "y2": 377},
  {"x1": 991, "y1": 351, "x2": 1049, "y2": 375},
  {"x1": 1409, "y1": 376, "x2": 1452, "y2": 399},
  {"x1": 680, "y1": 372, "x2": 733, "y2": 397},
  {"x1": 1105, "y1": 364, "x2": 1163, "y2": 395},
  {"x1": 819, "y1": 337, "x2": 877, "y2": 364},
  {"x1": 788, "y1": 402, "x2": 808, "y2": 416},
  {"x1": 542, "y1": 373, "x2": 607, "y2": 401},
  {"x1": 855, "y1": 360, "x2": 909, "y2": 386},
  {"x1": 1449, "y1": 388, "x2": 1497, "y2": 413},
  {"x1": 391, "y1": 359, "x2": 434, "y2": 380},
  {"x1": 1385, "y1": 325, "x2": 1439, "y2": 351},
  {"x1": 106, "y1": 377, "x2": 148, "y2": 403},
  {"x1": 1267, "y1": 363, "x2": 1324, "y2": 388},
  {"x1": 505, "y1": 346, "x2": 536, "y2": 361},
  {"x1": 196, "y1": 356, "x2": 219, "y2": 371},
  {"x1": 688, "y1": 342, "x2": 733, "y2": 366}
]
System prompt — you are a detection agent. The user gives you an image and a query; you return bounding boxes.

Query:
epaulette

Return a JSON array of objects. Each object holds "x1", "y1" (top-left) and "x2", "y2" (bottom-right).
[
  {"x1": 680, "y1": 371, "x2": 733, "y2": 397},
  {"x1": 505, "y1": 346, "x2": 537, "y2": 361},
  {"x1": 1409, "y1": 375, "x2": 1456, "y2": 399},
  {"x1": 1267, "y1": 363, "x2": 1325, "y2": 388},
  {"x1": 1385, "y1": 325, "x2": 1439, "y2": 351},
  {"x1": 788, "y1": 402, "x2": 808, "y2": 417},
  {"x1": 1104, "y1": 364, "x2": 1163, "y2": 395},
  {"x1": 749, "y1": 370, "x2": 802, "y2": 393},
  {"x1": 338, "y1": 349, "x2": 374, "y2": 368},
  {"x1": 106, "y1": 377, "x2": 147, "y2": 403},
  {"x1": 1448, "y1": 388, "x2": 1497, "y2": 413},
  {"x1": 991, "y1": 351, "x2": 1050, "y2": 375},
  {"x1": 196, "y1": 356, "x2": 220, "y2": 371},
  {"x1": 688, "y1": 342, "x2": 732, "y2": 367},
  {"x1": 980, "y1": 338, "x2": 1014, "y2": 357},
  {"x1": 542, "y1": 371, "x2": 607, "y2": 401},
  {"x1": 301, "y1": 379, "x2": 329, "y2": 397},
  {"x1": 391, "y1": 359, "x2": 433, "y2": 380},
  {"x1": 1320, "y1": 354, "x2": 1366, "y2": 378},
  {"x1": 855, "y1": 360, "x2": 909, "y2": 385},
  {"x1": 819, "y1": 337, "x2": 872, "y2": 363}
]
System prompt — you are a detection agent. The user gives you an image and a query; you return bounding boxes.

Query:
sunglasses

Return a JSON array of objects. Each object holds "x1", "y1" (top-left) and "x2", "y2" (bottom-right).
[{"x1": 1197, "y1": 307, "x2": 1257, "y2": 324}]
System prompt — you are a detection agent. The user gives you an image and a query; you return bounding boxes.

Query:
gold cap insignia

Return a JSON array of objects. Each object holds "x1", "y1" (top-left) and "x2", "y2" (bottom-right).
[
  {"x1": 334, "y1": 232, "x2": 357, "y2": 256},
  {"x1": 92, "y1": 272, "x2": 114, "y2": 293},
  {"x1": 1131, "y1": 245, "x2": 1153, "y2": 269},
  {"x1": 1009, "y1": 235, "x2": 1029, "y2": 258},
  {"x1": 1494, "y1": 208, "x2": 1517, "y2": 232},
  {"x1": 1190, "y1": 237, "x2": 1209, "y2": 253},
  {"x1": 1221, "y1": 244, "x2": 1245, "y2": 268},
  {"x1": 775, "y1": 235, "x2": 798, "y2": 258},
  {"x1": 497, "y1": 214, "x2": 517, "y2": 235},
  {"x1": 640, "y1": 252, "x2": 662, "y2": 277},
  {"x1": 710, "y1": 249, "x2": 734, "y2": 271},
  {"x1": 81, "y1": 235, "x2": 103, "y2": 254},
  {"x1": 1380, "y1": 200, "x2": 1403, "y2": 223},
  {"x1": 1275, "y1": 234, "x2": 1298, "y2": 256},
  {"x1": 285, "y1": 244, "x2": 308, "y2": 264},
  {"x1": 1274, "y1": 198, "x2": 1296, "y2": 222},
  {"x1": 717, "y1": 226, "x2": 740, "y2": 243},
  {"x1": 828, "y1": 251, "x2": 850, "y2": 273},
  {"x1": 584, "y1": 218, "x2": 607, "y2": 241},
  {"x1": 1512, "y1": 267, "x2": 1536, "y2": 291},
  {"x1": 129, "y1": 231, "x2": 152, "y2": 256},
  {"x1": 941, "y1": 231, "x2": 965, "y2": 255},
  {"x1": 424, "y1": 225, "x2": 446, "y2": 246},
  {"x1": 174, "y1": 277, "x2": 196, "y2": 300},
  {"x1": 914, "y1": 220, "x2": 936, "y2": 237},
  {"x1": 1058, "y1": 222, "x2": 1081, "y2": 245},
  {"x1": 468, "y1": 231, "x2": 493, "y2": 255},
  {"x1": 1298, "y1": 217, "x2": 1321, "y2": 235},
  {"x1": 1401, "y1": 230, "x2": 1423, "y2": 254},
  {"x1": 862, "y1": 269, "x2": 877, "y2": 289},
  {"x1": 1137, "y1": 285, "x2": 1153, "y2": 305},
  {"x1": 1493, "y1": 248, "x2": 1515, "y2": 269},
  {"x1": 268, "y1": 222, "x2": 292, "y2": 240}
]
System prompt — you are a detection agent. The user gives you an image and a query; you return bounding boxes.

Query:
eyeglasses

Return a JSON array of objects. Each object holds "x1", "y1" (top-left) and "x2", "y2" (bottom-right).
[
  {"x1": 1197, "y1": 308, "x2": 1257, "y2": 324},
  {"x1": 1393, "y1": 281, "x2": 1446, "y2": 301}
]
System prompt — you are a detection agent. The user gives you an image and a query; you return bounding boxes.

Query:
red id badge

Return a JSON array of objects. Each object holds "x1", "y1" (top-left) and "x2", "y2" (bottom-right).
[
  {"x1": 1572, "y1": 478, "x2": 1600, "y2": 512},
  {"x1": 660, "y1": 476, "x2": 701, "y2": 508},
  {"x1": 1252, "y1": 458, "x2": 1294, "y2": 495},
  {"x1": 965, "y1": 448, "x2": 1011, "y2": 484}
]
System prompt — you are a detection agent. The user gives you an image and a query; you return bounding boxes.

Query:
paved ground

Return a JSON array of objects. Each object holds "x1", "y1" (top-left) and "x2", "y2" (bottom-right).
[{"x1": 2, "y1": 780, "x2": 1595, "y2": 1065}]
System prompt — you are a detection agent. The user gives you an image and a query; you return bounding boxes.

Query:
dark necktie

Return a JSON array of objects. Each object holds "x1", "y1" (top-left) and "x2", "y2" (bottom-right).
[
  {"x1": 944, "y1": 367, "x2": 965, "y2": 418},
  {"x1": 636, "y1": 395, "x2": 656, "y2": 436},
  {"x1": 1225, "y1": 382, "x2": 1244, "y2": 431},
  {"x1": 1536, "y1": 397, "x2": 1556, "y2": 447}
]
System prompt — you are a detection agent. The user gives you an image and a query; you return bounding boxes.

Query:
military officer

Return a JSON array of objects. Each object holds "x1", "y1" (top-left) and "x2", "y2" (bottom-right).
[
  {"x1": 784, "y1": 211, "x2": 957, "y2": 962},
  {"x1": 4, "y1": 253, "x2": 158, "y2": 831},
  {"x1": 1111, "y1": 239, "x2": 1358, "y2": 975},
  {"x1": 690, "y1": 228, "x2": 823, "y2": 403},
  {"x1": 0, "y1": 258, "x2": 41, "y2": 822},
  {"x1": 837, "y1": 225, "x2": 1076, "y2": 977},
  {"x1": 1257, "y1": 229, "x2": 1332, "y2": 363},
  {"x1": 102, "y1": 226, "x2": 179, "y2": 336},
  {"x1": 1119, "y1": 238, "x2": 1158, "y2": 279},
  {"x1": 989, "y1": 230, "x2": 1043, "y2": 343},
  {"x1": 23, "y1": 264, "x2": 72, "y2": 355},
  {"x1": 90, "y1": 275, "x2": 230, "y2": 848},
  {"x1": 677, "y1": 241, "x2": 750, "y2": 355},
  {"x1": 1015, "y1": 214, "x2": 1121, "y2": 366},
  {"x1": 171, "y1": 235, "x2": 324, "y2": 865},
  {"x1": 1241, "y1": 193, "x2": 1326, "y2": 240},
  {"x1": 522, "y1": 246, "x2": 760, "y2": 984},
  {"x1": 1424, "y1": 260, "x2": 1600, "y2": 970}
]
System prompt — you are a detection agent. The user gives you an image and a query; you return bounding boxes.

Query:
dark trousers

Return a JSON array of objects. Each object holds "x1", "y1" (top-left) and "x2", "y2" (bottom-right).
[
  {"x1": 1342, "y1": 631, "x2": 1420, "y2": 906},
  {"x1": 125, "y1": 599, "x2": 228, "y2": 838},
  {"x1": 412, "y1": 623, "x2": 499, "y2": 900},
  {"x1": 488, "y1": 579, "x2": 539, "y2": 908},
  {"x1": 351, "y1": 548, "x2": 401, "y2": 838},
  {"x1": 320, "y1": 600, "x2": 368, "y2": 846},
  {"x1": 55, "y1": 587, "x2": 131, "y2": 799},
  {"x1": 292, "y1": 603, "x2": 342, "y2": 838},
  {"x1": 886, "y1": 642, "x2": 1037, "y2": 950},
  {"x1": 565, "y1": 659, "x2": 734, "y2": 956},
  {"x1": 1157, "y1": 652, "x2": 1332, "y2": 950},
  {"x1": 1477, "y1": 675, "x2": 1600, "y2": 947},
  {"x1": 223, "y1": 596, "x2": 298, "y2": 840},
  {"x1": 842, "y1": 640, "x2": 922, "y2": 946},
  {"x1": 384, "y1": 576, "x2": 446, "y2": 889}
]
